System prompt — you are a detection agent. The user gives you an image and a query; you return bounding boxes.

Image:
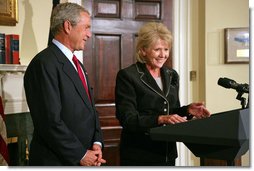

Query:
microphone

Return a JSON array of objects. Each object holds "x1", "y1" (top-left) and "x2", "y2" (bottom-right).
[{"x1": 218, "y1": 77, "x2": 249, "y2": 93}]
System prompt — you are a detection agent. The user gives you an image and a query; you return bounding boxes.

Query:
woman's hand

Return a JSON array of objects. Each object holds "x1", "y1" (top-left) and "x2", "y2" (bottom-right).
[
  {"x1": 188, "y1": 102, "x2": 211, "y2": 119},
  {"x1": 158, "y1": 114, "x2": 187, "y2": 125}
]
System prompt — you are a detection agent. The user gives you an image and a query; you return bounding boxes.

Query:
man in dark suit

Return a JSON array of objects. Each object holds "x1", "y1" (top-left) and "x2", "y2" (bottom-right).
[{"x1": 24, "y1": 3, "x2": 106, "y2": 166}]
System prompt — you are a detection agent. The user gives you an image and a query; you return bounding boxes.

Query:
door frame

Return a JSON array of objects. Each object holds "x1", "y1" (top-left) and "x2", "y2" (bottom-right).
[{"x1": 173, "y1": 0, "x2": 194, "y2": 166}]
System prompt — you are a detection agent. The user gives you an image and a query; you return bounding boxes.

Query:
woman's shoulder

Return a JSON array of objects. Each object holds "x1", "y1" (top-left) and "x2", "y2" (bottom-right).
[
  {"x1": 118, "y1": 62, "x2": 139, "y2": 74},
  {"x1": 162, "y1": 66, "x2": 178, "y2": 76}
]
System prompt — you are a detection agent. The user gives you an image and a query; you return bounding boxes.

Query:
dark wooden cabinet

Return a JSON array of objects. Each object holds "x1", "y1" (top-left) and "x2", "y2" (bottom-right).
[{"x1": 5, "y1": 112, "x2": 33, "y2": 166}]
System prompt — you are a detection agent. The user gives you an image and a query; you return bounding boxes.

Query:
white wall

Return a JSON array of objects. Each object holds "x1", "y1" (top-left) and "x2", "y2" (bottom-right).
[
  {"x1": 205, "y1": 0, "x2": 249, "y2": 113},
  {"x1": 0, "y1": 0, "x2": 52, "y2": 65},
  {"x1": 205, "y1": 0, "x2": 249, "y2": 166}
]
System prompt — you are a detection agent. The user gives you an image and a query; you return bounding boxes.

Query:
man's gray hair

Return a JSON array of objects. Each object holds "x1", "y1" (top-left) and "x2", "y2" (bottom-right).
[{"x1": 50, "y1": 2, "x2": 90, "y2": 36}]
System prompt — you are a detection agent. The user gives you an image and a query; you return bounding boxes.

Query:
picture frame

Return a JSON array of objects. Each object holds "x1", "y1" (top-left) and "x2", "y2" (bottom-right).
[
  {"x1": 0, "y1": 0, "x2": 18, "y2": 26},
  {"x1": 224, "y1": 27, "x2": 249, "y2": 64}
]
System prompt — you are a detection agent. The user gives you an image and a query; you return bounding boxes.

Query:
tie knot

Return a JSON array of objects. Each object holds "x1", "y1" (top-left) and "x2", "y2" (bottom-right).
[{"x1": 72, "y1": 55, "x2": 79, "y2": 64}]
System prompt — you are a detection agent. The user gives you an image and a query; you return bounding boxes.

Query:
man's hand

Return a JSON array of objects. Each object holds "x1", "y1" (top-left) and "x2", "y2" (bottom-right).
[
  {"x1": 80, "y1": 144, "x2": 106, "y2": 166},
  {"x1": 80, "y1": 149, "x2": 101, "y2": 166},
  {"x1": 92, "y1": 144, "x2": 106, "y2": 166}
]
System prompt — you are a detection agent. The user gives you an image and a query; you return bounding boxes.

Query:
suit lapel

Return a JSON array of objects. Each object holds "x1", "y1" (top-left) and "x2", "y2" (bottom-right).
[
  {"x1": 49, "y1": 45, "x2": 93, "y2": 110},
  {"x1": 136, "y1": 62, "x2": 173, "y2": 97},
  {"x1": 79, "y1": 63, "x2": 95, "y2": 105},
  {"x1": 63, "y1": 62, "x2": 93, "y2": 108},
  {"x1": 161, "y1": 67, "x2": 173, "y2": 97},
  {"x1": 136, "y1": 63, "x2": 164, "y2": 95}
]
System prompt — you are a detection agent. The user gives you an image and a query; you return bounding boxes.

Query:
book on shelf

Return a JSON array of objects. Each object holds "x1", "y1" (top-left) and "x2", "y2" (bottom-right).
[
  {"x1": 0, "y1": 33, "x2": 5, "y2": 64},
  {"x1": 5, "y1": 34, "x2": 20, "y2": 64}
]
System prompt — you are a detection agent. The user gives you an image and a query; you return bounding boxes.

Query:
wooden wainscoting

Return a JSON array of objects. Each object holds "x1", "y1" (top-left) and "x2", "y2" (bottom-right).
[{"x1": 200, "y1": 158, "x2": 241, "y2": 166}]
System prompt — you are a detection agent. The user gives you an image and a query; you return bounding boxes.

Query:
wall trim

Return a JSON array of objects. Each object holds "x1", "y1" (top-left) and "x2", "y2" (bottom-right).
[{"x1": 173, "y1": 0, "x2": 192, "y2": 166}]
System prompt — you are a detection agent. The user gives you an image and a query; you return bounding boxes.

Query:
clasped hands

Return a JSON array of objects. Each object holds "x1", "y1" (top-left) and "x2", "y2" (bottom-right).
[
  {"x1": 80, "y1": 144, "x2": 106, "y2": 166},
  {"x1": 158, "y1": 102, "x2": 211, "y2": 125}
]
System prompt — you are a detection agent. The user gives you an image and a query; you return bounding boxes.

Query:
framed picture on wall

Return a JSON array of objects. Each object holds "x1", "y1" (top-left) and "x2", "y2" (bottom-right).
[
  {"x1": 0, "y1": 0, "x2": 18, "y2": 26},
  {"x1": 224, "y1": 27, "x2": 249, "y2": 64}
]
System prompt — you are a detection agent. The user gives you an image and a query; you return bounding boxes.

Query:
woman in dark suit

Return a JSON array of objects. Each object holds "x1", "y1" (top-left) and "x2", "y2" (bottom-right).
[
  {"x1": 115, "y1": 22, "x2": 210, "y2": 166},
  {"x1": 24, "y1": 3, "x2": 105, "y2": 166}
]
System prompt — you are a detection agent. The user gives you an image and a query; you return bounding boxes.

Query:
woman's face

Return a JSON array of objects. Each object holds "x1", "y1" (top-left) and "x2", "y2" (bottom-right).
[{"x1": 141, "y1": 39, "x2": 170, "y2": 69}]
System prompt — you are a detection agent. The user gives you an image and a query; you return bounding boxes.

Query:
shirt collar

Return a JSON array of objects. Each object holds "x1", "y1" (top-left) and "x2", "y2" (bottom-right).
[{"x1": 52, "y1": 39, "x2": 73, "y2": 62}]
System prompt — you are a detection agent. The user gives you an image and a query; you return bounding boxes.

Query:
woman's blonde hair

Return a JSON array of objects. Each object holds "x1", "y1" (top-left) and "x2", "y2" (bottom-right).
[{"x1": 136, "y1": 22, "x2": 173, "y2": 63}]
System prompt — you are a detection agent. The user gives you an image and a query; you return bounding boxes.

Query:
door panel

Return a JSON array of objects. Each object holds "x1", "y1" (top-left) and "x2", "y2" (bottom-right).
[
  {"x1": 94, "y1": 34, "x2": 120, "y2": 102},
  {"x1": 82, "y1": 0, "x2": 173, "y2": 165}
]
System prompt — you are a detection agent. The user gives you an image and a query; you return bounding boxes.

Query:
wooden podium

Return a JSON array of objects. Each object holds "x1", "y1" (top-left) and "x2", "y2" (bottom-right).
[{"x1": 149, "y1": 108, "x2": 249, "y2": 166}]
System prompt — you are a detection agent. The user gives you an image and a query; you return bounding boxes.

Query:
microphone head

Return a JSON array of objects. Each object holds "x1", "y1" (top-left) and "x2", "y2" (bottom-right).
[
  {"x1": 217, "y1": 77, "x2": 235, "y2": 88},
  {"x1": 218, "y1": 77, "x2": 249, "y2": 93}
]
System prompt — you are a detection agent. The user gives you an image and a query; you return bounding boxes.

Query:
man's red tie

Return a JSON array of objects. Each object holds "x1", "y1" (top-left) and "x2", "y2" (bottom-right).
[{"x1": 72, "y1": 55, "x2": 91, "y2": 102}]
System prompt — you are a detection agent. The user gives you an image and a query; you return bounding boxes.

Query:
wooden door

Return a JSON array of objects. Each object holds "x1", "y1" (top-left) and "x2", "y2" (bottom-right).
[{"x1": 82, "y1": 0, "x2": 173, "y2": 166}]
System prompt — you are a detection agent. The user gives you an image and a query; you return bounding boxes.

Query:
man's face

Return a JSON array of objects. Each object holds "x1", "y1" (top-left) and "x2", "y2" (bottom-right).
[{"x1": 69, "y1": 12, "x2": 91, "y2": 51}]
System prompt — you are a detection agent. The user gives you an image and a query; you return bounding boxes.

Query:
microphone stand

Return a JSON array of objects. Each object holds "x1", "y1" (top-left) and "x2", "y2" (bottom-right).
[
  {"x1": 236, "y1": 91, "x2": 247, "y2": 109},
  {"x1": 226, "y1": 91, "x2": 248, "y2": 166}
]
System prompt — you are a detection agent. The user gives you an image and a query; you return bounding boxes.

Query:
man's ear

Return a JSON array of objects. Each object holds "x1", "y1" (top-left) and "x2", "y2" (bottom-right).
[{"x1": 63, "y1": 20, "x2": 72, "y2": 34}]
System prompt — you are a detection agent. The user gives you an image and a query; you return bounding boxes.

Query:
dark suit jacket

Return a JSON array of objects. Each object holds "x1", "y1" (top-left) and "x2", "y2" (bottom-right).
[
  {"x1": 115, "y1": 62, "x2": 191, "y2": 165},
  {"x1": 24, "y1": 43, "x2": 103, "y2": 166}
]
